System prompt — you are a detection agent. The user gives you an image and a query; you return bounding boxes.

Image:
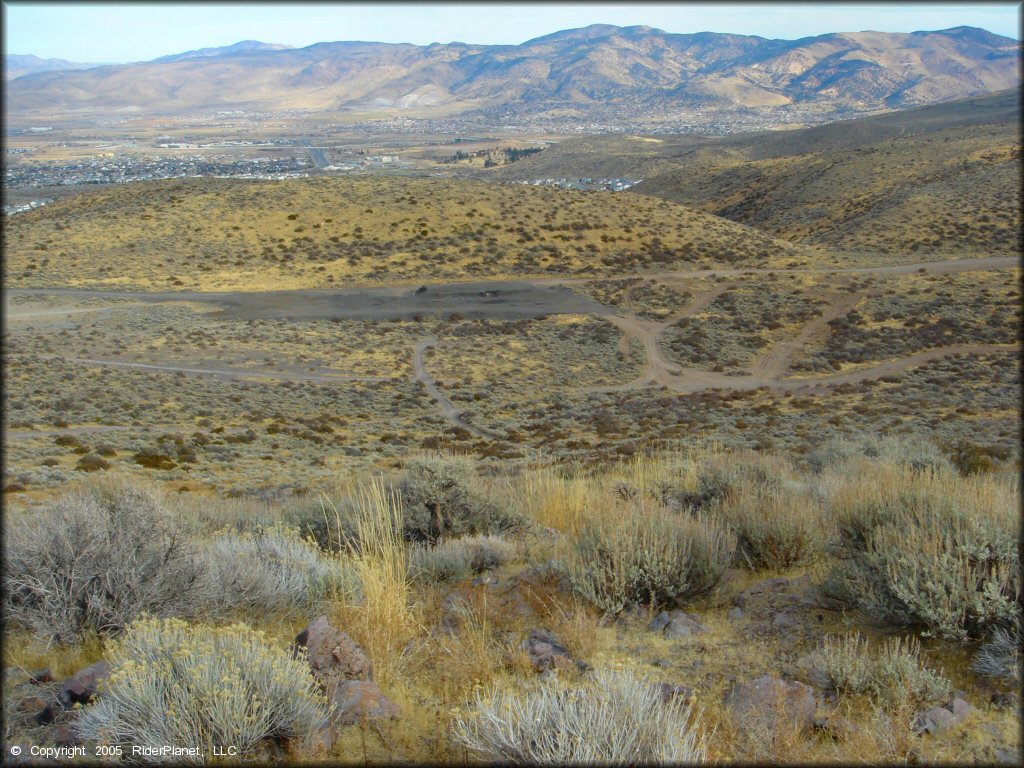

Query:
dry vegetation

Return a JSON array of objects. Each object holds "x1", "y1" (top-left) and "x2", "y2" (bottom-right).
[
  {"x1": 4, "y1": 175, "x2": 811, "y2": 292},
  {"x1": 3, "y1": 449, "x2": 1019, "y2": 763}
]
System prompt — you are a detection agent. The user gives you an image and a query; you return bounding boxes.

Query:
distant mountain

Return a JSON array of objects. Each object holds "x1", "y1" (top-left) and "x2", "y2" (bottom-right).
[
  {"x1": 6, "y1": 25, "x2": 1019, "y2": 117},
  {"x1": 4, "y1": 53, "x2": 106, "y2": 80},
  {"x1": 150, "y1": 40, "x2": 293, "y2": 64}
]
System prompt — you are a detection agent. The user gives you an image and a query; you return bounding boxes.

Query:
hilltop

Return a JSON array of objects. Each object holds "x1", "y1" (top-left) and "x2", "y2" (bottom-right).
[{"x1": 3, "y1": 175, "x2": 811, "y2": 291}]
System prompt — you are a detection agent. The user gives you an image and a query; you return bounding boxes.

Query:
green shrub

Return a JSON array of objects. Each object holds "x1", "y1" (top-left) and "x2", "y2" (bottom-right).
[
  {"x1": 719, "y1": 487, "x2": 825, "y2": 570},
  {"x1": 824, "y1": 467, "x2": 1019, "y2": 641},
  {"x1": 453, "y1": 667, "x2": 705, "y2": 763},
  {"x1": 205, "y1": 526, "x2": 360, "y2": 615},
  {"x1": 567, "y1": 509, "x2": 735, "y2": 614},
  {"x1": 74, "y1": 618, "x2": 329, "y2": 761},
  {"x1": 398, "y1": 458, "x2": 521, "y2": 543},
  {"x1": 409, "y1": 534, "x2": 515, "y2": 583},
  {"x1": 807, "y1": 435, "x2": 952, "y2": 475},
  {"x1": 812, "y1": 633, "x2": 950, "y2": 706},
  {"x1": 3, "y1": 479, "x2": 207, "y2": 644}
]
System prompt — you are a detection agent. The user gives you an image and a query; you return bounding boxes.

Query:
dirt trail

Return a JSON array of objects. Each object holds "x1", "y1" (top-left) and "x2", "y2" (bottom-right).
[
  {"x1": 412, "y1": 337, "x2": 496, "y2": 439},
  {"x1": 750, "y1": 292, "x2": 862, "y2": 379},
  {"x1": 583, "y1": 343, "x2": 1019, "y2": 395}
]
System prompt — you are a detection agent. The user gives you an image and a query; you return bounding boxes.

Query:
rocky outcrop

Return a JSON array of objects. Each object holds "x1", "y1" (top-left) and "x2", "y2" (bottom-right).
[{"x1": 724, "y1": 674, "x2": 817, "y2": 733}]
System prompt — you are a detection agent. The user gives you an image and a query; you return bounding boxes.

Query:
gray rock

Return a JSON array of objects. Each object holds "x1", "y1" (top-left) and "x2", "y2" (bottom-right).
[
  {"x1": 294, "y1": 616, "x2": 372, "y2": 687},
  {"x1": 724, "y1": 674, "x2": 817, "y2": 733},
  {"x1": 328, "y1": 680, "x2": 400, "y2": 726},
  {"x1": 727, "y1": 607, "x2": 744, "y2": 621},
  {"x1": 57, "y1": 661, "x2": 110, "y2": 708},
  {"x1": 648, "y1": 612, "x2": 672, "y2": 632},
  {"x1": 915, "y1": 697, "x2": 972, "y2": 735},
  {"x1": 522, "y1": 629, "x2": 576, "y2": 672},
  {"x1": 656, "y1": 682, "x2": 695, "y2": 706}
]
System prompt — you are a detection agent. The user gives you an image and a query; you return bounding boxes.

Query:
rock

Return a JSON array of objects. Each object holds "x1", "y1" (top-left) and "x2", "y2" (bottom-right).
[
  {"x1": 656, "y1": 682, "x2": 695, "y2": 706},
  {"x1": 724, "y1": 674, "x2": 817, "y2": 733},
  {"x1": 995, "y1": 747, "x2": 1020, "y2": 764},
  {"x1": 328, "y1": 680, "x2": 400, "y2": 726},
  {"x1": 28, "y1": 668, "x2": 53, "y2": 685},
  {"x1": 795, "y1": 653, "x2": 832, "y2": 689},
  {"x1": 649, "y1": 610, "x2": 707, "y2": 638},
  {"x1": 17, "y1": 696, "x2": 47, "y2": 714},
  {"x1": 991, "y1": 691, "x2": 1019, "y2": 710},
  {"x1": 915, "y1": 697, "x2": 972, "y2": 735},
  {"x1": 727, "y1": 607, "x2": 743, "y2": 621},
  {"x1": 521, "y1": 629, "x2": 575, "y2": 672},
  {"x1": 294, "y1": 616, "x2": 372, "y2": 687},
  {"x1": 648, "y1": 612, "x2": 672, "y2": 632},
  {"x1": 53, "y1": 726, "x2": 80, "y2": 747},
  {"x1": 35, "y1": 705, "x2": 58, "y2": 725},
  {"x1": 733, "y1": 577, "x2": 790, "y2": 608},
  {"x1": 771, "y1": 612, "x2": 798, "y2": 629},
  {"x1": 650, "y1": 658, "x2": 672, "y2": 669},
  {"x1": 57, "y1": 661, "x2": 110, "y2": 707}
]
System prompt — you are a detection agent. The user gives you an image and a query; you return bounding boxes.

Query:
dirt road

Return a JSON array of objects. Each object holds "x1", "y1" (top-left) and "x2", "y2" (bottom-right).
[{"x1": 412, "y1": 337, "x2": 496, "y2": 439}]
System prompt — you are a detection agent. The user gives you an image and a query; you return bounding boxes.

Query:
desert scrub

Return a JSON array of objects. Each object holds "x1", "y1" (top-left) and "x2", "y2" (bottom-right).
[
  {"x1": 567, "y1": 507, "x2": 735, "y2": 614},
  {"x1": 970, "y1": 624, "x2": 1021, "y2": 683},
  {"x1": 674, "y1": 450, "x2": 791, "y2": 512},
  {"x1": 453, "y1": 667, "x2": 705, "y2": 763},
  {"x1": 205, "y1": 526, "x2": 360, "y2": 615},
  {"x1": 811, "y1": 633, "x2": 950, "y2": 706},
  {"x1": 74, "y1": 618, "x2": 329, "y2": 762},
  {"x1": 3, "y1": 478, "x2": 207, "y2": 644},
  {"x1": 824, "y1": 463, "x2": 1019, "y2": 640},
  {"x1": 806, "y1": 435, "x2": 952, "y2": 475},
  {"x1": 398, "y1": 457, "x2": 522, "y2": 543},
  {"x1": 719, "y1": 486, "x2": 826, "y2": 570},
  {"x1": 408, "y1": 534, "x2": 515, "y2": 583}
]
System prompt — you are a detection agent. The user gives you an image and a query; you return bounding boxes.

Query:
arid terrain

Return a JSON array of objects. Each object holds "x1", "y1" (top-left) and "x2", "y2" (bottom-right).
[{"x1": 2, "y1": 38, "x2": 1021, "y2": 766}]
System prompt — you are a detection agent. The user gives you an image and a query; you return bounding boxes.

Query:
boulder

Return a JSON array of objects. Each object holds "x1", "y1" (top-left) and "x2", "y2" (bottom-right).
[
  {"x1": 521, "y1": 629, "x2": 576, "y2": 673},
  {"x1": 724, "y1": 674, "x2": 816, "y2": 733},
  {"x1": 57, "y1": 661, "x2": 110, "y2": 708},
  {"x1": 914, "y1": 697, "x2": 972, "y2": 735},
  {"x1": 328, "y1": 680, "x2": 400, "y2": 726},
  {"x1": 649, "y1": 610, "x2": 708, "y2": 638},
  {"x1": 294, "y1": 616, "x2": 372, "y2": 687},
  {"x1": 28, "y1": 668, "x2": 54, "y2": 685}
]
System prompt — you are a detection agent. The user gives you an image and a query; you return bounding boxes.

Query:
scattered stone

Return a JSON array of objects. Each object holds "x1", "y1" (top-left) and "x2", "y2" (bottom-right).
[
  {"x1": 733, "y1": 577, "x2": 790, "y2": 608},
  {"x1": 656, "y1": 682, "x2": 695, "y2": 706},
  {"x1": 294, "y1": 616, "x2": 372, "y2": 687},
  {"x1": 28, "y1": 668, "x2": 54, "y2": 685},
  {"x1": 915, "y1": 697, "x2": 973, "y2": 735},
  {"x1": 328, "y1": 680, "x2": 400, "y2": 726},
  {"x1": 53, "y1": 726, "x2": 80, "y2": 747},
  {"x1": 17, "y1": 696, "x2": 47, "y2": 714},
  {"x1": 724, "y1": 674, "x2": 817, "y2": 733},
  {"x1": 35, "y1": 704, "x2": 59, "y2": 726},
  {"x1": 727, "y1": 607, "x2": 743, "y2": 621},
  {"x1": 521, "y1": 629, "x2": 575, "y2": 672},
  {"x1": 991, "y1": 691, "x2": 1019, "y2": 710},
  {"x1": 57, "y1": 661, "x2": 110, "y2": 707}
]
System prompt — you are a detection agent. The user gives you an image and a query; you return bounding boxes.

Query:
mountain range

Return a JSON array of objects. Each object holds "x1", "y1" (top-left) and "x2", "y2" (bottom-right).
[
  {"x1": 5, "y1": 24, "x2": 1020, "y2": 117},
  {"x1": 4, "y1": 53, "x2": 106, "y2": 80}
]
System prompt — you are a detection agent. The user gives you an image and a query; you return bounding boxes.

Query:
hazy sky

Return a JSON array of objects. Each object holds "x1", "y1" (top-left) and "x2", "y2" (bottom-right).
[{"x1": 4, "y1": 2, "x2": 1020, "y2": 62}]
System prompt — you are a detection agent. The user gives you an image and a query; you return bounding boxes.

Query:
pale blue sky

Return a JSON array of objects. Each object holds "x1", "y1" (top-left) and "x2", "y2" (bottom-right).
[{"x1": 4, "y1": 2, "x2": 1020, "y2": 63}]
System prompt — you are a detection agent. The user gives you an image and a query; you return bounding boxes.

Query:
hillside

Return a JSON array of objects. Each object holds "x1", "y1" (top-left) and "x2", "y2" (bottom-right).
[
  {"x1": 4, "y1": 53, "x2": 105, "y2": 80},
  {"x1": 492, "y1": 90, "x2": 1022, "y2": 260},
  {"x1": 3, "y1": 175, "x2": 811, "y2": 291},
  {"x1": 6, "y1": 25, "x2": 1019, "y2": 117}
]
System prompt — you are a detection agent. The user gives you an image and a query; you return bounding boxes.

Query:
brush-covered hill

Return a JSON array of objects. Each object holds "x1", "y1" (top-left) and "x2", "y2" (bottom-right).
[
  {"x1": 492, "y1": 89, "x2": 1022, "y2": 260},
  {"x1": 6, "y1": 25, "x2": 1019, "y2": 118},
  {"x1": 4, "y1": 176, "x2": 812, "y2": 291}
]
